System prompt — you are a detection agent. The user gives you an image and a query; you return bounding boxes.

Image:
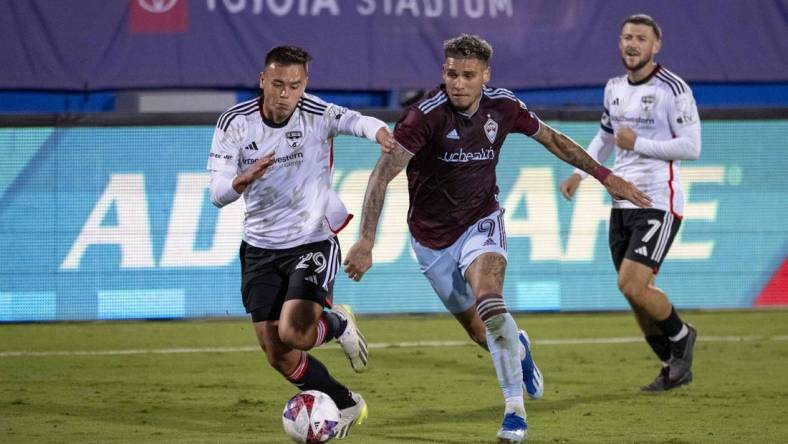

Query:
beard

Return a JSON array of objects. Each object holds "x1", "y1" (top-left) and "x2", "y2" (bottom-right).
[{"x1": 621, "y1": 56, "x2": 651, "y2": 73}]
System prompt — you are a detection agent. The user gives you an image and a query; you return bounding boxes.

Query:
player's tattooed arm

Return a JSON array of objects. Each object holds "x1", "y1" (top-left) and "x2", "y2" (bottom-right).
[
  {"x1": 358, "y1": 146, "x2": 413, "y2": 244},
  {"x1": 533, "y1": 122, "x2": 652, "y2": 208},
  {"x1": 532, "y1": 122, "x2": 601, "y2": 175},
  {"x1": 344, "y1": 146, "x2": 412, "y2": 281}
]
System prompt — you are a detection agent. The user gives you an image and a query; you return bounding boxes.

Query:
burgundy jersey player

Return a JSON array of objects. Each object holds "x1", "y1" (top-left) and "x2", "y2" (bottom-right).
[
  {"x1": 344, "y1": 34, "x2": 650, "y2": 443},
  {"x1": 395, "y1": 83, "x2": 540, "y2": 249}
]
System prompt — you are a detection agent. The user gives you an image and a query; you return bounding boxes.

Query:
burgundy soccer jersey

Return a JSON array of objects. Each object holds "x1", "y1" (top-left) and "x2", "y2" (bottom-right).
[{"x1": 394, "y1": 85, "x2": 541, "y2": 249}]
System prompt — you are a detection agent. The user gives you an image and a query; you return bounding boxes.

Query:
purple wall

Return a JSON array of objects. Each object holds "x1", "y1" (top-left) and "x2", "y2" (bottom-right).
[{"x1": 2, "y1": 0, "x2": 786, "y2": 90}]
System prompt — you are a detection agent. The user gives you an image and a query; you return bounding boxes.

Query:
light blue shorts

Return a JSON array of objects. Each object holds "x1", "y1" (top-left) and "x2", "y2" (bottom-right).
[{"x1": 411, "y1": 208, "x2": 508, "y2": 314}]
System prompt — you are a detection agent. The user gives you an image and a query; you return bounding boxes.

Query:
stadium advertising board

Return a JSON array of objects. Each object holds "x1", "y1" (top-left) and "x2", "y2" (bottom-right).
[{"x1": 0, "y1": 121, "x2": 785, "y2": 321}]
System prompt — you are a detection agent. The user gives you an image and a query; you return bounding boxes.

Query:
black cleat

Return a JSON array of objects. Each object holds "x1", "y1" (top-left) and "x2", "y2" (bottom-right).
[
  {"x1": 641, "y1": 366, "x2": 693, "y2": 392},
  {"x1": 668, "y1": 324, "x2": 697, "y2": 384},
  {"x1": 641, "y1": 367, "x2": 670, "y2": 392}
]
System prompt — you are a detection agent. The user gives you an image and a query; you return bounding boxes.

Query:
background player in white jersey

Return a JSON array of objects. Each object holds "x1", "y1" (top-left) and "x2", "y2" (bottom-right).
[
  {"x1": 560, "y1": 14, "x2": 701, "y2": 392},
  {"x1": 207, "y1": 45, "x2": 396, "y2": 439},
  {"x1": 344, "y1": 34, "x2": 651, "y2": 443}
]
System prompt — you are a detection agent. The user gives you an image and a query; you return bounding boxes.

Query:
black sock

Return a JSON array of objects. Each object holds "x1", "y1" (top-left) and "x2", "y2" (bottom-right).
[
  {"x1": 655, "y1": 306, "x2": 684, "y2": 339},
  {"x1": 324, "y1": 311, "x2": 347, "y2": 339},
  {"x1": 645, "y1": 335, "x2": 671, "y2": 362},
  {"x1": 287, "y1": 353, "x2": 355, "y2": 409},
  {"x1": 315, "y1": 311, "x2": 347, "y2": 346}
]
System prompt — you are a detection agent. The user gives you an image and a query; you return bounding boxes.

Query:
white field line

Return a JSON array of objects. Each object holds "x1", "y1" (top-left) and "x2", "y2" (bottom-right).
[{"x1": 1, "y1": 335, "x2": 786, "y2": 358}]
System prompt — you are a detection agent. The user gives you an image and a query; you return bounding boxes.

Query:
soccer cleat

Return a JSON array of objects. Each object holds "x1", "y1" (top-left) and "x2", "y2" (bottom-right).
[
  {"x1": 333, "y1": 304, "x2": 369, "y2": 373},
  {"x1": 641, "y1": 366, "x2": 693, "y2": 392},
  {"x1": 496, "y1": 411, "x2": 528, "y2": 443},
  {"x1": 334, "y1": 392, "x2": 368, "y2": 440},
  {"x1": 518, "y1": 330, "x2": 544, "y2": 399},
  {"x1": 668, "y1": 324, "x2": 697, "y2": 384}
]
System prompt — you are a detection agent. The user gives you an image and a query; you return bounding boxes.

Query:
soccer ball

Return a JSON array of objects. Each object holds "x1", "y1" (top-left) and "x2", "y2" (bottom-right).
[{"x1": 282, "y1": 390, "x2": 340, "y2": 443}]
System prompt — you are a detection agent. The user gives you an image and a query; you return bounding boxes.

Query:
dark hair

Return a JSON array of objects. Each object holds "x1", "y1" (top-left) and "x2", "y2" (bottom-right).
[
  {"x1": 443, "y1": 34, "x2": 493, "y2": 63},
  {"x1": 264, "y1": 45, "x2": 313, "y2": 71},
  {"x1": 622, "y1": 14, "x2": 662, "y2": 40}
]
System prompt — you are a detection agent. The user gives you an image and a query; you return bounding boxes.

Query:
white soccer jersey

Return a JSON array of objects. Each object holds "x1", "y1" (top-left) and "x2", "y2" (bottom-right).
[
  {"x1": 207, "y1": 93, "x2": 384, "y2": 249},
  {"x1": 576, "y1": 65, "x2": 701, "y2": 216}
]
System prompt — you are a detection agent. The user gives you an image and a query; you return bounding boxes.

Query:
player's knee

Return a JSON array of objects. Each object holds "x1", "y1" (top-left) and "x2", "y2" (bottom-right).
[
  {"x1": 278, "y1": 326, "x2": 315, "y2": 351},
  {"x1": 618, "y1": 276, "x2": 646, "y2": 301}
]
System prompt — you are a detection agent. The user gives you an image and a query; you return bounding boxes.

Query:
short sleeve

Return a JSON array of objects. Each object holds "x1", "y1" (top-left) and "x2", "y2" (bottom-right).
[
  {"x1": 207, "y1": 118, "x2": 244, "y2": 173},
  {"x1": 393, "y1": 107, "x2": 431, "y2": 155},
  {"x1": 513, "y1": 99, "x2": 540, "y2": 136}
]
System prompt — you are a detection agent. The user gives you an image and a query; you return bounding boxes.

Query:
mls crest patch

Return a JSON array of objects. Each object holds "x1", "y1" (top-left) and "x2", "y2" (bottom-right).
[
  {"x1": 285, "y1": 131, "x2": 303, "y2": 148},
  {"x1": 484, "y1": 115, "x2": 498, "y2": 144}
]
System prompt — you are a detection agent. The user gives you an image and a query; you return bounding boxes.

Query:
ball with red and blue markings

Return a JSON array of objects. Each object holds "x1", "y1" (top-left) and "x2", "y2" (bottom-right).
[{"x1": 282, "y1": 390, "x2": 340, "y2": 443}]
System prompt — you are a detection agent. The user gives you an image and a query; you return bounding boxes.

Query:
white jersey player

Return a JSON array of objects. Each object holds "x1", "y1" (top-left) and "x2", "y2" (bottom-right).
[
  {"x1": 570, "y1": 66, "x2": 700, "y2": 216},
  {"x1": 207, "y1": 46, "x2": 396, "y2": 440},
  {"x1": 560, "y1": 14, "x2": 700, "y2": 393},
  {"x1": 208, "y1": 92, "x2": 383, "y2": 248}
]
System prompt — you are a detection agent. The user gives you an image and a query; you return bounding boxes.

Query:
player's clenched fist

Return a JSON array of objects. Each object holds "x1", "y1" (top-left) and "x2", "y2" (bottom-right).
[
  {"x1": 375, "y1": 127, "x2": 398, "y2": 154},
  {"x1": 559, "y1": 173, "x2": 582, "y2": 200},
  {"x1": 344, "y1": 239, "x2": 373, "y2": 281}
]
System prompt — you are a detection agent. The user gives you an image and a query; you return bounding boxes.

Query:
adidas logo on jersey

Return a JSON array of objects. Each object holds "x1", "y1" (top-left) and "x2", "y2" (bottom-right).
[
  {"x1": 304, "y1": 275, "x2": 318, "y2": 285},
  {"x1": 635, "y1": 246, "x2": 649, "y2": 256},
  {"x1": 244, "y1": 142, "x2": 259, "y2": 151},
  {"x1": 446, "y1": 129, "x2": 459, "y2": 140}
]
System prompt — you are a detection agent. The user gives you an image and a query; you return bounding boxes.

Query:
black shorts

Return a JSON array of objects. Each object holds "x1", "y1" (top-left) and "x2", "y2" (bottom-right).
[
  {"x1": 240, "y1": 237, "x2": 341, "y2": 322},
  {"x1": 609, "y1": 208, "x2": 682, "y2": 273}
]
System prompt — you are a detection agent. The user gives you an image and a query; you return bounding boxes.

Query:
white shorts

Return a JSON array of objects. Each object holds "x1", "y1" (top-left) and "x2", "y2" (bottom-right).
[{"x1": 410, "y1": 208, "x2": 508, "y2": 314}]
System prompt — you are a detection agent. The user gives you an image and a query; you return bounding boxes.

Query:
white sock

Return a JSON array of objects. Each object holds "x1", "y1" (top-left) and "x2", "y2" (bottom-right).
[
  {"x1": 669, "y1": 324, "x2": 689, "y2": 342},
  {"x1": 484, "y1": 312, "x2": 525, "y2": 402},
  {"x1": 505, "y1": 396, "x2": 526, "y2": 417}
]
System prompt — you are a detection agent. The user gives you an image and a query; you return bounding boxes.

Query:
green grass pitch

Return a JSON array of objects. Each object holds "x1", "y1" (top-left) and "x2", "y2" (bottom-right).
[{"x1": 2, "y1": 310, "x2": 787, "y2": 443}]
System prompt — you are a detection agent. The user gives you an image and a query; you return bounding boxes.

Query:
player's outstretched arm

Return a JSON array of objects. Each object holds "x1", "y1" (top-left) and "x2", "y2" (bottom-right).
[
  {"x1": 533, "y1": 123, "x2": 651, "y2": 208},
  {"x1": 344, "y1": 146, "x2": 412, "y2": 281},
  {"x1": 601, "y1": 174, "x2": 651, "y2": 208},
  {"x1": 533, "y1": 122, "x2": 605, "y2": 176}
]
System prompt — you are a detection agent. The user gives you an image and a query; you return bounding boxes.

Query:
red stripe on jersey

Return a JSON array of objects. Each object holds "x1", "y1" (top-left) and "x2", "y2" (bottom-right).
[
  {"x1": 329, "y1": 138, "x2": 334, "y2": 171},
  {"x1": 326, "y1": 214, "x2": 354, "y2": 235},
  {"x1": 668, "y1": 161, "x2": 683, "y2": 219}
]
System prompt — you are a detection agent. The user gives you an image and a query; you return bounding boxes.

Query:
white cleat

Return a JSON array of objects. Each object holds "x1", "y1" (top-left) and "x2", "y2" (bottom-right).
[
  {"x1": 333, "y1": 304, "x2": 368, "y2": 373},
  {"x1": 519, "y1": 330, "x2": 544, "y2": 400},
  {"x1": 335, "y1": 392, "x2": 368, "y2": 440}
]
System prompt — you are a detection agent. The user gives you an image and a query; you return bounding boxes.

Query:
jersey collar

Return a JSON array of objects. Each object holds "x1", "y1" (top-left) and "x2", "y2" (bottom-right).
[
  {"x1": 259, "y1": 95, "x2": 292, "y2": 128},
  {"x1": 628, "y1": 64, "x2": 661, "y2": 86},
  {"x1": 440, "y1": 84, "x2": 482, "y2": 118}
]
